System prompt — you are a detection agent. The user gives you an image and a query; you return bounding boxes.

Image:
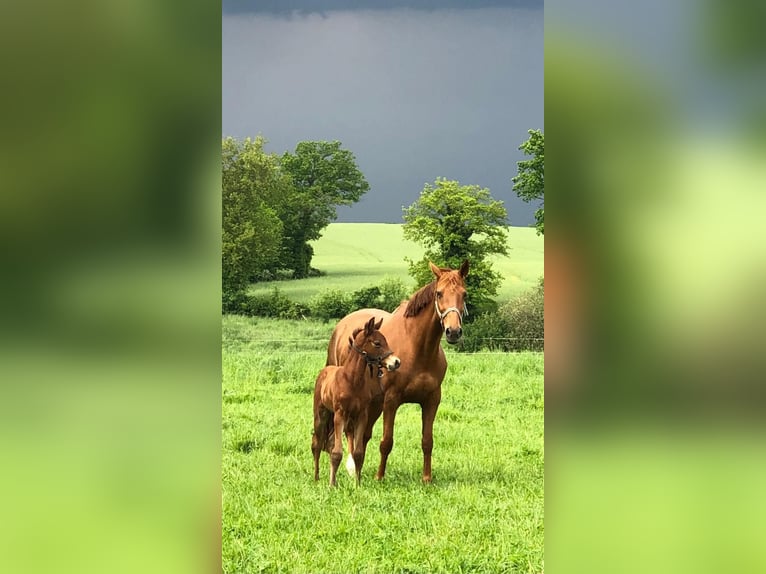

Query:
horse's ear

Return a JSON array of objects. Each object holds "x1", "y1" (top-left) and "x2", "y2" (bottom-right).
[
  {"x1": 365, "y1": 316, "x2": 376, "y2": 335},
  {"x1": 348, "y1": 336, "x2": 354, "y2": 347},
  {"x1": 374, "y1": 318, "x2": 383, "y2": 331},
  {"x1": 429, "y1": 261, "x2": 442, "y2": 278},
  {"x1": 459, "y1": 259, "x2": 470, "y2": 278}
]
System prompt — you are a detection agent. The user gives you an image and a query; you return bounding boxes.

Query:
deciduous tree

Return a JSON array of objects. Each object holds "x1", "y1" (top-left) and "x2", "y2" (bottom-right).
[
  {"x1": 512, "y1": 129, "x2": 544, "y2": 235},
  {"x1": 222, "y1": 136, "x2": 286, "y2": 310},
  {"x1": 279, "y1": 141, "x2": 369, "y2": 278},
  {"x1": 403, "y1": 178, "x2": 509, "y2": 314}
]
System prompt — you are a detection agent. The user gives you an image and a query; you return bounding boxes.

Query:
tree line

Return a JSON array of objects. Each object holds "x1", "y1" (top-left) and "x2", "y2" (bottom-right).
[
  {"x1": 222, "y1": 136, "x2": 370, "y2": 310},
  {"x1": 223, "y1": 130, "x2": 544, "y2": 317}
]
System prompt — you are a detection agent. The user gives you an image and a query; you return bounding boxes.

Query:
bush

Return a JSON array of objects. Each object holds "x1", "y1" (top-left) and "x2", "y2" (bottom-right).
[
  {"x1": 309, "y1": 289, "x2": 354, "y2": 322},
  {"x1": 222, "y1": 289, "x2": 251, "y2": 315},
  {"x1": 459, "y1": 279, "x2": 544, "y2": 352},
  {"x1": 460, "y1": 311, "x2": 511, "y2": 352},
  {"x1": 350, "y1": 285, "x2": 382, "y2": 309},
  {"x1": 247, "y1": 287, "x2": 304, "y2": 319},
  {"x1": 378, "y1": 277, "x2": 410, "y2": 312},
  {"x1": 347, "y1": 277, "x2": 409, "y2": 312},
  {"x1": 499, "y1": 280, "x2": 544, "y2": 351}
]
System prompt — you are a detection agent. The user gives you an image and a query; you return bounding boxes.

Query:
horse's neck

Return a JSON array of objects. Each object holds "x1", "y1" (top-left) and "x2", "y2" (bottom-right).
[
  {"x1": 402, "y1": 308, "x2": 443, "y2": 355},
  {"x1": 342, "y1": 350, "x2": 369, "y2": 383}
]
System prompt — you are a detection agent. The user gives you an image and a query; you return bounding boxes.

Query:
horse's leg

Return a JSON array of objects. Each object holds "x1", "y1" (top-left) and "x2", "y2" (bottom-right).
[
  {"x1": 344, "y1": 429, "x2": 355, "y2": 477},
  {"x1": 364, "y1": 396, "x2": 383, "y2": 447},
  {"x1": 352, "y1": 412, "x2": 368, "y2": 485},
  {"x1": 420, "y1": 390, "x2": 441, "y2": 484},
  {"x1": 375, "y1": 400, "x2": 400, "y2": 481},
  {"x1": 329, "y1": 410, "x2": 344, "y2": 487},
  {"x1": 311, "y1": 431, "x2": 321, "y2": 482}
]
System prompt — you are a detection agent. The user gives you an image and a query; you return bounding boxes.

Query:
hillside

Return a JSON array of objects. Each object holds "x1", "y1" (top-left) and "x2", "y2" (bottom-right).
[{"x1": 249, "y1": 223, "x2": 543, "y2": 303}]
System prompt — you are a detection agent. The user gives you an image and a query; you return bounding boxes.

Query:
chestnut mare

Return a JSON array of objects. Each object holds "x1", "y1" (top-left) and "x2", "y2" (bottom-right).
[
  {"x1": 312, "y1": 317, "x2": 401, "y2": 486},
  {"x1": 326, "y1": 261, "x2": 468, "y2": 483}
]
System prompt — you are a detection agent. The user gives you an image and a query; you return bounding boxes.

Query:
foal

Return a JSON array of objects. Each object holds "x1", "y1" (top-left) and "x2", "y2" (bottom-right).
[{"x1": 312, "y1": 317, "x2": 400, "y2": 486}]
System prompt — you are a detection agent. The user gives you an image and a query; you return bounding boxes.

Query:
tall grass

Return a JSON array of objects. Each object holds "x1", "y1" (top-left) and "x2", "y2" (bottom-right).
[{"x1": 222, "y1": 316, "x2": 544, "y2": 573}]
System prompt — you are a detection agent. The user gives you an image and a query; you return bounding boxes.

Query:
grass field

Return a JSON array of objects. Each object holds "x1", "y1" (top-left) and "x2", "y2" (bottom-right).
[
  {"x1": 248, "y1": 223, "x2": 543, "y2": 304},
  {"x1": 222, "y1": 316, "x2": 544, "y2": 573}
]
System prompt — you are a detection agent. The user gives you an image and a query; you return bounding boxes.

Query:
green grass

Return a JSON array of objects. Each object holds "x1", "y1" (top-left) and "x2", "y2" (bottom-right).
[
  {"x1": 222, "y1": 316, "x2": 544, "y2": 573},
  {"x1": 249, "y1": 223, "x2": 543, "y2": 303}
]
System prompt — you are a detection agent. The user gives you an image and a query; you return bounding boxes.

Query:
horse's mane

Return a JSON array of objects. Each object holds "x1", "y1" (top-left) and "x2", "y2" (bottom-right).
[{"x1": 403, "y1": 281, "x2": 436, "y2": 318}]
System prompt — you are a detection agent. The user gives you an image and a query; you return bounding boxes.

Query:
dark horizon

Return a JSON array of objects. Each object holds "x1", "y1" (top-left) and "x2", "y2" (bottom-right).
[{"x1": 223, "y1": 1, "x2": 543, "y2": 225}]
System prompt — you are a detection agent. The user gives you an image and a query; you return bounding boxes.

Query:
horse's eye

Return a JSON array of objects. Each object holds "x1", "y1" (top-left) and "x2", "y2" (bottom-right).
[
  {"x1": 374, "y1": 341, "x2": 381, "y2": 347},
  {"x1": 436, "y1": 291, "x2": 443, "y2": 299}
]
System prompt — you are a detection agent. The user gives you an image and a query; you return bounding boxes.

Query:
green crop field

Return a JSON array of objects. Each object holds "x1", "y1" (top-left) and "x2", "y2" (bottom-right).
[
  {"x1": 222, "y1": 316, "x2": 544, "y2": 573},
  {"x1": 249, "y1": 223, "x2": 543, "y2": 304}
]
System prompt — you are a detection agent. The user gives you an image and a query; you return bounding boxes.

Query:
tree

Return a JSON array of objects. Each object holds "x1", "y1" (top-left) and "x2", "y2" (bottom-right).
[
  {"x1": 222, "y1": 136, "x2": 286, "y2": 310},
  {"x1": 279, "y1": 141, "x2": 370, "y2": 278},
  {"x1": 402, "y1": 178, "x2": 509, "y2": 314},
  {"x1": 512, "y1": 129, "x2": 544, "y2": 235}
]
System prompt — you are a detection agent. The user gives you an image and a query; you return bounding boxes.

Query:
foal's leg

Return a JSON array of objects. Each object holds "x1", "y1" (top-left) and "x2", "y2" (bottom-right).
[
  {"x1": 375, "y1": 401, "x2": 400, "y2": 480},
  {"x1": 352, "y1": 413, "x2": 368, "y2": 485},
  {"x1": 344, "y1": 429, "x2": 356, "y2": 477},
  {"x1": 420, "y1": 391, "x2": 441, "y2": 484},
  {"x1": 329, "y1": 410, "x2": 345, "y2": 487},
  {"x1": 312, "y1": 406, "x2": 331, "y2": 481}
]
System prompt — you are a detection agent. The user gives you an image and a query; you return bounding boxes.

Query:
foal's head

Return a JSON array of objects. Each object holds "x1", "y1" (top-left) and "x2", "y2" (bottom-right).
[
  {"x1": 349, "y1": 317, "x2": 401, "y2": 375},
  {"x1": 430, "y1": 260, "x2": 469, "y2": 345}
]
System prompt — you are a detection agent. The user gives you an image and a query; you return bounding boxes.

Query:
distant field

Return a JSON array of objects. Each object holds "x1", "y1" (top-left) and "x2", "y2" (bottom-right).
[{"x1": 249, "y1": 223, "x2": 543, "y2": 303}]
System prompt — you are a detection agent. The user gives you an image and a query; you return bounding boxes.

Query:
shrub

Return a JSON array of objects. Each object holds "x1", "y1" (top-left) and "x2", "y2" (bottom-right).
[
  {"x1": 307, "y1": 267, "x2": 326, "y2": 278},
  {"x1": 459, "y1": 279, "x2": 544, "y2": 352},
  {"x1": 351, "y1": 285, "x2": 382, "y2": 309},
  {"x1": 222, "y1": 289, "x2": 251, "y2": 315},
  {"x1": 309, "y1": 289, "x2": 354, "y2": 322},
  {"x1": 247, "y1": 287, "x2": 303, "y2": 319},
  {"x1": 499, "y1": 280, "x2": 544, "y2": 351},
  {"x1": 347, "y1": 277, "x2": 409, "y2": 312},
  {"x1": 378, "y1": 277, "x2": 409, "y2": 312},
  {"x1": 460, "y1": 311, "x2": 510, "y2": 352}
]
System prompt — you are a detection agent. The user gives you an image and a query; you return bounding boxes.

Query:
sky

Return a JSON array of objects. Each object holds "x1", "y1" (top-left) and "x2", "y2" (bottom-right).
[{"x1": 222, "y1": 0, "x2": 543, "y2": 225}]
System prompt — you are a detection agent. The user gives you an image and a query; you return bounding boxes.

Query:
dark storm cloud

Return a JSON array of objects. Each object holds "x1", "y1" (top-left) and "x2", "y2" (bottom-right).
[
  {"x1": 223, "y1": 6, "x2": 543, "y2": 224},
  {"x1": 223, "y1": 0, "x2": 543, "y2": 15}
]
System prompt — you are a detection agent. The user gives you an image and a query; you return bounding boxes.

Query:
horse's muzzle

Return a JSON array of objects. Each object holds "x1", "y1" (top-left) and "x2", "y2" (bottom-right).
[
  {"x1": 445, "y1": 326, "x2": 463, "y2": 344},
  {"x1": 384, "y1": 355, "x2": 401, "y2": 371}
]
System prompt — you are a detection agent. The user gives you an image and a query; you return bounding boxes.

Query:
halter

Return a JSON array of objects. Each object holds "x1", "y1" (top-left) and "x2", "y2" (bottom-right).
[
  {"x1": 349, "y1": 340, "x2": 394, "y2": 380},
  {"x1": 434, "y1": 298, "x2": 468, "y2": 327}
]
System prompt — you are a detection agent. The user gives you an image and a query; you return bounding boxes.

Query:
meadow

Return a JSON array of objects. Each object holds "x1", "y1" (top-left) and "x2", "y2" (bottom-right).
[
  {"x1": 222, "y1": 316, "x2": 544, "y2": 573},
  {"x1": 248, "y1": 224, "x2": 543, "y2": 304}
]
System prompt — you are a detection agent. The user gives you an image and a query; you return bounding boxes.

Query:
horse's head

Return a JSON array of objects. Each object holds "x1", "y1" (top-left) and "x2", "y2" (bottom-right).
[
  {"x1": 349, "y1": 316, "x2": 401, "y2": 374},
  {"x1": 429, "y1": 260, "x2": 469, "y2": 345}
]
